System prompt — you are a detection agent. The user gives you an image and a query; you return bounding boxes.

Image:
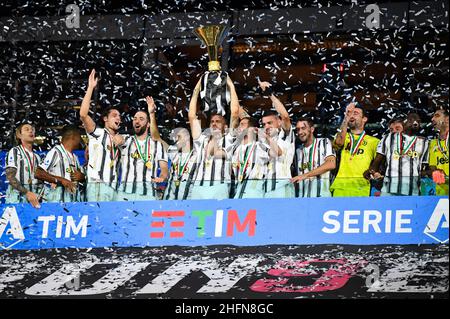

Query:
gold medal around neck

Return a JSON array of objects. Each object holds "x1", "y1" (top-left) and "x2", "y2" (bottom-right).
[
  {"x1": 145, "y1": 161, "x2": 152, "y2": 169},
  {"x1": 175, "y1": 180, "x2": 180, "y2": 187},
  {"x1": 28, "y1": 178, "x2": 32, "y2": 184},
  {"x1": 393, "y1": 154, "x2": 400, "y2": 160},
  {"x1": 110, "y1": 161, "x2": 114, "y2": 168}
]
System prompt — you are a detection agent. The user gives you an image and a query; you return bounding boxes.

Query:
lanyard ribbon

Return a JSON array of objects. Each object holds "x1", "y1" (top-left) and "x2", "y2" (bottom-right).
[
  {"x1": 19, "y1": 145, "x2": 35, "y2": 182},
  {"x1": 303, "y1": 138, "x2": 318, "y2": 171},
  {"x1": 59, "y1": 145, "x2": 78, "y2": 171},
  {"x1": 133, "y1": 135, "x2": 151, "y2": 163},
  {"x1": 239, "y1": 143, "x2": 256, "y2": 181},
  {"x1": 396, "y1": 133, "x2": 418, "y2": 156},
  {"x1": 349, "y1": 131, "x2": 366, "y2": 159},
  {"x1": 106, "y1": 130, "x2": 120, "y2": 162},
  {"x1": 177, "y1": 150, "x2": 193, "y2": 179},
  {"x1": 437, "y1": 132, "x2": 449, "y2": 160}
]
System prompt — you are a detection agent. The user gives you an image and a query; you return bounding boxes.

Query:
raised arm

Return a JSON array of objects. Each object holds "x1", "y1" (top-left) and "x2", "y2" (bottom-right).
[
  {"x1": 188, "y1": 78, "x2": 203, "y2": 140},
  {"x1": 79, "y1": 69, "x2": 98, "y2": 134},
  {"x1": 146, "y1": 96, "x2": 169, "y2": 150},
  {"x1": 227, "y1": 76, "x2": 240, "y2": 131},
  {"x1": 259, "y1": 80, "x2": 291, "y2": 132},
  {"x1": 334, "y1": 102, "x2": 355, "y2": 149}
]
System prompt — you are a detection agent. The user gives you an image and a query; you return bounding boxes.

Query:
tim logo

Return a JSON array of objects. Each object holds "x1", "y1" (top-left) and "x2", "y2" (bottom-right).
[
  {"x1": 424, "y1": 199, "x2": 449, "y2": 244},
  {"x1": 150, "y1": 209, "x2": 256, "y2": 239}
]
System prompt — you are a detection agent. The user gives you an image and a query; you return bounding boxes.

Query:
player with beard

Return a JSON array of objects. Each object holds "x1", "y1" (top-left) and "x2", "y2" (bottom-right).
[
  {"x1": 330, "y1": 102, "x2": 380, "y2": 197},
  {"x1": 366, "y1": 112, "x2": 429, "y2": 196},
  {"x1": 115, "y1": 96, "x2": 168, "y2": 201},
  {"x1": 232, "y1": 117, "x2": 271, "y2": 199},
  {"x1": 427, "y1": 109, "x2": 449, "y2": 195},
  {"x1": 5, "y1": 123, "x2": 42, "y2": 208},
  {"x1": 257, "y1": 81, "x2": 295, "y2": 198},
  {"x1": 164, "y1": 127, "x2": 198, "y2": 200},
  {"x1": 291, "y1": 117, "x2": 336, "y2": 197},
  {"x1": 80, "y1": 69, "x2": 122, "y2": 202},
  {"x1": 188, "y1": 75, "x2": 240, "y2": 200}
]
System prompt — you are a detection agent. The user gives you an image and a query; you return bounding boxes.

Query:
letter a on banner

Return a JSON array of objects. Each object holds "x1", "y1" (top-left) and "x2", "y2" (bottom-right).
[
  {"x1": 424, "y1": 199, "x2": 449, "y2": 244},
  {"x1": 0, "y1": 207, "x2": 25, "y2": 249}
]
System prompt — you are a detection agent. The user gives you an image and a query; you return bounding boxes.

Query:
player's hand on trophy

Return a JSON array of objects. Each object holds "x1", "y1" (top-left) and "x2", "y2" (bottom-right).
[
  {"x1": 145, "y1": 96, "x2": 156, "y2": 114},
  {"x1": 88, "y1": 69, "x2": 98, "y2": 89}
]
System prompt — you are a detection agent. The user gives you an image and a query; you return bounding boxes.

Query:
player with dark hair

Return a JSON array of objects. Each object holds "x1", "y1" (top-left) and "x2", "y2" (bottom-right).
[
  {"x1": 330, "y1": 102, "x2": 380, "y2": 197},
  {"x1": 258, "y1": 80, "x2": 295, "y2": 198},
  {"x1": 164, "y1": 127, "x2": 198, "y2": 200},
  {"x1": 79, "y1": 69, "x2": 122, "y2": 202},
  {"x1": 35, "y1": 125, "x2": 85, "y2": 202},
  {"x1": 232, "y1": 116, "x2": 270, "y2": 199},
  {"x1": 426, "y1": 108, "x2": 449, "y2": 195},
  {"x1": 188, "y1": 75, "x2": 240, "y2": 199},
  {"x1": 5, "y1": 123, "x2": 42, "y2": 208},
  {"x1": 291, "y1": 117, "x2": 336, "y2": 197},
  {"x1": 115, "y1": 96, "x2": 168, "y2": 201},
  {"x1": 388, "y1": 116, "x2": 405, "y2": 134},
  {"x1": 367, "y1": 112, "x2": 429, "y2": 196}
]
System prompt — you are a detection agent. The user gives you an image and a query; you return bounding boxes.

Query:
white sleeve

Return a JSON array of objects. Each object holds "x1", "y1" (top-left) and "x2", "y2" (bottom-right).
[
  {"x1": 377, "y1": 134, "x2": 389, "y2": 156},
  {"x1": 167, "y1": 145, "x2": 178, "y2": 162},
  {"x1": 421, "y1": 139, "x2": 429, "y2": 164},
  {"x1": 87, "y1": 127, "x2": 104, "y2": 142},
  {"x1": 156, "y1": 141, "x2": 168, "y2": 162},
  {"x1": 194, "y1": 133, "x2": 207, "y2": 152},
  {"x1": 39, "y1": 148, "x2": 59, "y2": 172},
  {"x1": 324, "y1": 138, "x2": 336, "y2": 158},
  {"x1": 5, "y1": 148, "x2": 18, "y2": 169}
]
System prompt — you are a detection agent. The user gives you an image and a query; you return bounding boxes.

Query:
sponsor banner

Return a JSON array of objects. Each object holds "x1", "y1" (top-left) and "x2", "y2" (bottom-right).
[
  {"x1": 0, "y1": 245, "x2": 447, "y2": 298},
  {"x1": 0, "y1": 196, "x2": 448, "y2": 250}
]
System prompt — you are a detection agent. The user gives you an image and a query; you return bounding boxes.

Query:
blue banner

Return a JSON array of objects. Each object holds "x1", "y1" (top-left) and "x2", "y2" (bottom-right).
[{"x1": 0, "y1": 196, "x2": 448, "y2": 250}]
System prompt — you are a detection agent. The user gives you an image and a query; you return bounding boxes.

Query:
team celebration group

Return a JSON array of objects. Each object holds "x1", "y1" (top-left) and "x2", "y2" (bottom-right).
[{"x1": 4, "y1": 70, "x2": 449, "y2": 208}]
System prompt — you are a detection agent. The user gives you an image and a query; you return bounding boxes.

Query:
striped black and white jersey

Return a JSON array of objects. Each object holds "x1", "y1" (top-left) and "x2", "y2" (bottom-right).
[
  {"x1": 6, "y1": 145, "x2": 42, "y2": 193},
  {"x1": 232, "y1": 141, "x2": 270, "y2": 182},
  {"x1": 377, "y1": 132, "x2": 429, "y2": 195},
  {"x1": 294, "y1": 137, "x2": 335, "y2": 197},
  {"x1": 86, "y1": 127, "x2": 121, "y2": 188},
  {"x1": 164, "y1": 145, "x2": 199, "y2": 200},
  {"x1": 279, "y1": 126, "x2": 296, "y2": 145},
  {"x1": 264, "y1": 130, "x2": 296, "y2": 191},
  {"x1": 193, "y1": 132, "x2": 235, "y2": 185},
  {"x1": 39, "y1": 144, "x2": 83, "y2": 201},
  {"x1": 120, "y1": 135, "x2": 168, "y2": 195}
]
